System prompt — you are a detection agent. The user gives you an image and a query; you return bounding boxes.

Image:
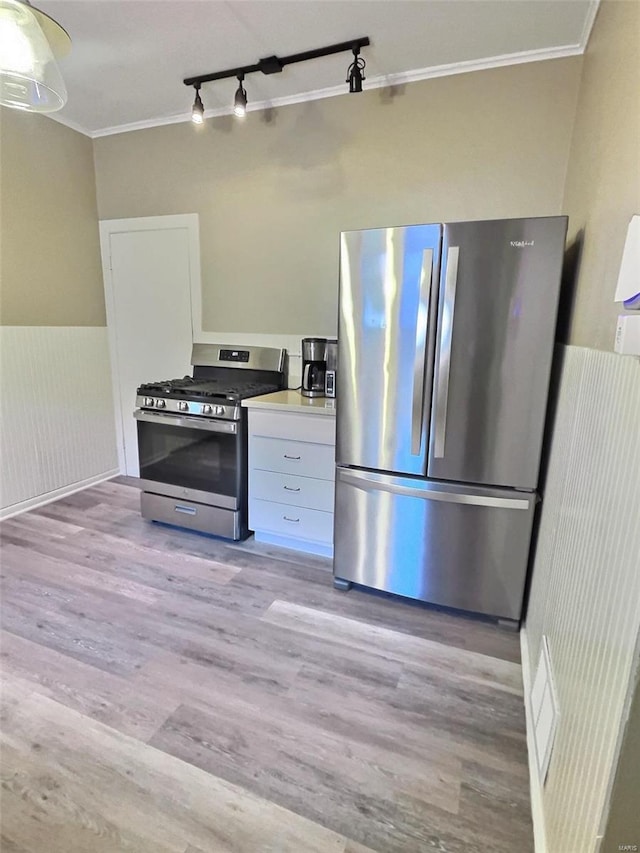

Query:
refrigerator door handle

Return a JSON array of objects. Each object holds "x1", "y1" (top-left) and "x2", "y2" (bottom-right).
[
  {"x1": 340, "y1": 469, "x2": 531, "y2": 510},
  {"x1": 434, "y1": 245, "x2": 459, "y2": 458},
  {"x1": 411, "y1": 248, "x2": 434, "y2": 455}
]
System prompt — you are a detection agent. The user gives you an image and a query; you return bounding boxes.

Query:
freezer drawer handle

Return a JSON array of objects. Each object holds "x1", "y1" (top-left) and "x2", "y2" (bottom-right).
[
  {"x1": 340, "y1": 470, "x2": 530, "y2": 510},
  {"x1": 433, "y1": 245, "x2": 458, "y2": 458},
  {"x1": 174, "y1": 505, "x2": 197, "y2": 515},
  {"x1": 283, "y1": 515, "x2": 300, "y2": 523},
  {"x1": 283, "y1": 454, "x2": 301, "y2": 460},
  {"x1": 283, "y1": 485, "x2": 301, "y2": 492},
  {"x1": 411, "y1": 248, "x2": 433, "y2": 455}
]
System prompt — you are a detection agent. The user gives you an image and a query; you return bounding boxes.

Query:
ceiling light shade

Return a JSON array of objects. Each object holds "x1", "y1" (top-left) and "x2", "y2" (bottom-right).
[
  {"x1": 191, "y1": 85, "x2": 204, "y2": 124},
  {"x1": 0, "y1": 0, "x2": 70, "y2": 112},
  {"x1": 233, "y1": 76, "x2": 247, "y2": 118},
  {"x1": 346, "y1": 47, "x2": 366, "y2": 94}
]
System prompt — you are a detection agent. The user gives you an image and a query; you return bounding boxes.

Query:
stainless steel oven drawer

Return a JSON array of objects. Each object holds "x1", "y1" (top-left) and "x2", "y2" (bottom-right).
[{"x1": 141, "y1": 491, "x2": 244, "y2": 540}]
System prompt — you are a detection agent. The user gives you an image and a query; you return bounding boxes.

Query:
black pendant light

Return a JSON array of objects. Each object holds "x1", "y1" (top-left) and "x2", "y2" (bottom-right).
[
  {"x1": 346, "y1": 45, "x2": 365, "y2": 93},
  {"x1": 191, "y1": 83, "x2": 204, "y2": 124}
]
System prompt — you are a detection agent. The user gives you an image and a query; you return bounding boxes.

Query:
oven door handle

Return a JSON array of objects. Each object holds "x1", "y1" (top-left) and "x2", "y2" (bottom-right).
[{"x1": 134, "y1": 410, "x2": 237, "y2": 434}]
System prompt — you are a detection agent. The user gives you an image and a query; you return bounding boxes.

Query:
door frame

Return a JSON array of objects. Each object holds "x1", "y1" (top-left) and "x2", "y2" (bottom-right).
[{"x1": 99, "y1": 214, "x2": 202, "y2": 474}]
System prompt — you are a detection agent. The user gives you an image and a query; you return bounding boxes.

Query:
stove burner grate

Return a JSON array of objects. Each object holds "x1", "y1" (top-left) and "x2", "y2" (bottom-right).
[{"x1": 137, "y1": 376, "x2": 279, "y2": 402}]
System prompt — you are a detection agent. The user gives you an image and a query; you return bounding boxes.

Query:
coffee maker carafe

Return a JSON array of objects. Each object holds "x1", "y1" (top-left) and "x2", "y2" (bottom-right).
[{"x1": 301, "y1": 338, "x2": 327, "y2": 398}]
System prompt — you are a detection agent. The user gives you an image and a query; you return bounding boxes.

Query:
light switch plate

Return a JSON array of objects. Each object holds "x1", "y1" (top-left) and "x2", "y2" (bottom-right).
[{"x1": 615, "y1": 315, "x2": 640, "y2": 355}]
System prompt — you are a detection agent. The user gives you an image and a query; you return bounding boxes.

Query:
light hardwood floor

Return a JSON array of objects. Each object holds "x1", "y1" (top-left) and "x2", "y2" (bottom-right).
[{"x1": 0, "y1": 479, "x2": 533, "y2": 852}]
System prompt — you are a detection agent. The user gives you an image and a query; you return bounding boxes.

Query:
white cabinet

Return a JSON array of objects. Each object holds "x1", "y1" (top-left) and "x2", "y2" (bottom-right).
[{"x1": 247, "y1": 408, "x2": 336, "y2": 557}]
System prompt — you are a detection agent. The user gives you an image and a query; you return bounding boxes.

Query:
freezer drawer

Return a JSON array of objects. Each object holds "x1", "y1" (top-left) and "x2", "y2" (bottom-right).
[{"x1": 333, "y1": 467, "x2": 536, "y2": 621}]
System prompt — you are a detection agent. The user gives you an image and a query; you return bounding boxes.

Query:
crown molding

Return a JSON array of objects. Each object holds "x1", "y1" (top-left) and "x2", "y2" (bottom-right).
[
  {"x1": 47, "y1": 110, "x2": 93, "y2": 137},
  {"x1": 58, "y1": 35, "x2": 595, "y2": 140},
  {"x1": 580, "y1": 0, "x2": 601, "y2": 51}
]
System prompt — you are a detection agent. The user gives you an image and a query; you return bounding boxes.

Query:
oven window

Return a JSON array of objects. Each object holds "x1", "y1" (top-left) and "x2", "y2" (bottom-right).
[{"x1": 137, "y1": 420, "x2": 239, "y2": 497}]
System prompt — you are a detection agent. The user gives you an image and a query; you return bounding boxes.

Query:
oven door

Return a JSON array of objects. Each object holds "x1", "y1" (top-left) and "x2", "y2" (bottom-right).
[{"x1": 134, "y1": 410, "x2": 243, "y2": 509}]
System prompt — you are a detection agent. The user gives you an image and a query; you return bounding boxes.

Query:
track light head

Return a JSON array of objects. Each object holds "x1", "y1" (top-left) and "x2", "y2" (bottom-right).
[
  {"x1": 346, "y1": 45, "x2": 366, "y2": 94},
  {"x1": 233, "y1": 75, "x2": 247, "y2": 118},
  {"x1": 191, "y1": 84, "x2": 204, "y2": 124}
]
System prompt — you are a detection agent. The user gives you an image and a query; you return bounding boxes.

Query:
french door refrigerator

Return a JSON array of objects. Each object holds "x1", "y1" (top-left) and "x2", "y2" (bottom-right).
[{"x1": 333, "y1": 216, "x2": 567, "y2": 623}]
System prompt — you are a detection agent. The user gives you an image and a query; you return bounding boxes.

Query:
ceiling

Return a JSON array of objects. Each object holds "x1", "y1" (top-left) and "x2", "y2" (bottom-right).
[{"x1": 38, "y1": 0, "x2": 598, "y2": 138}]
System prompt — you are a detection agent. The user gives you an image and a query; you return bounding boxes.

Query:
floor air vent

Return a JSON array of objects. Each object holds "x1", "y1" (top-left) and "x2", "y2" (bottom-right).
[{"x1": 531, "y1": 635, "x2": 560, "y2": 783}]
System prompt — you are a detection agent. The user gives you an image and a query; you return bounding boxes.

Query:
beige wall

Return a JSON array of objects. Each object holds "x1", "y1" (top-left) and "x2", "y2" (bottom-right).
[
  {"x1": 562, "y1": 0, "x2": 640, "y2": 350},
  {"x1": 0, "y1": 111, "x2": 116, "y2": 511},
  {"x1": 0, "y1": 109, "x2": 105, "y2": 326},
  {"x1": 94, "y1": 57, "x2": 582, "y2": 336}
]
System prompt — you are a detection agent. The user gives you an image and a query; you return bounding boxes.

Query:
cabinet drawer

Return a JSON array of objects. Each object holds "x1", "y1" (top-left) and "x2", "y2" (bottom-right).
[
  {"x1": 249, "y1": 410, "x2": 335, "y2": 445},
  {"x1": 251, "y1": 469, "x2": 334, "y2": 512},
  {"x1": 250, "y1": 499, "x2": 334, "y2": 544},
  {"x1": 250, "y1": 436, "x2": 335, "y2": 480}
]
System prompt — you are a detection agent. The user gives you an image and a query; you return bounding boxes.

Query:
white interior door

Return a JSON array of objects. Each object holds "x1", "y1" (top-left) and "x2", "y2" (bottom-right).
[{"x1": 100, "y1": 215, "x2": 200, "y2": 476}]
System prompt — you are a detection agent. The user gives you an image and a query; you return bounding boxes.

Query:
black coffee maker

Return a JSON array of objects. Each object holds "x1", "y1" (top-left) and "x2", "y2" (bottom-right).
[{"x1": 301, "y1": 338, "x2": 327, "y2": 397}]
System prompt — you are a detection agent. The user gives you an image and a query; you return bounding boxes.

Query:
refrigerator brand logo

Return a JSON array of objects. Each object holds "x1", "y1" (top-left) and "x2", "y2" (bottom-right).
[{"x1": 510, "y1": 240, "x2": 535, "y2": 247}]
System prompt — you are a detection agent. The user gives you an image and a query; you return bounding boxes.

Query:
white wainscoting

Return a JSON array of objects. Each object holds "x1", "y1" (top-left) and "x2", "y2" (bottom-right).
[
  {"x1": 522, "y1": 345, "x2": 640, "y2": 853},
  {"x1": 0, "y1": 327, "x2": 119, "y2": 518}
]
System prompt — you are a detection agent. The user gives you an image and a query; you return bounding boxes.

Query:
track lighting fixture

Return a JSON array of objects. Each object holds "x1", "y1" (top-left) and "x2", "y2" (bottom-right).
[
  {"x1": 346, "y1": 45, "x2": 365, "y2": 94},
  {"x1": 184, "y1": 36, "x2": 370, "y2": 123},
  {"x1": 233, "y1": 74, "x2": 247, "y2": 118},
  {"x1": 191, "y1": 84, "x2": 204, "y2": 124},
  {"x1": 0, "y1": 0, "x2": 71, "y2": 113}
]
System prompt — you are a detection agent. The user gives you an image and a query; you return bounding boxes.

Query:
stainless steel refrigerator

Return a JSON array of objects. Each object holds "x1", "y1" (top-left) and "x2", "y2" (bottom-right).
[{"x1": 333, "y1": 216, "x2": 567, "y2": 623}]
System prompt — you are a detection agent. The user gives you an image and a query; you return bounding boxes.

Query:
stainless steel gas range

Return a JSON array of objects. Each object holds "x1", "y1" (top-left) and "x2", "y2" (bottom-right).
[{"x1": 134, "y1": 343, "x2": 285, "y2": 540}]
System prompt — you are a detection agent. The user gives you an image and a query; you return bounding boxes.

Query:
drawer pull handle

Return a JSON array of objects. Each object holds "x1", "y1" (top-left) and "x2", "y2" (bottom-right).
[
  {"x1": 283, "y1": 515, "x2": 300, "y2": 523},
  {"x1": 283, "y1": 454, "x2": 301, "y2": 460},
  {"x1": 283, "y1": 485, "x2": 301, "y2": 492},
  {"x1": 175, "y1": 505, "x2": 197, "y2": 515}
]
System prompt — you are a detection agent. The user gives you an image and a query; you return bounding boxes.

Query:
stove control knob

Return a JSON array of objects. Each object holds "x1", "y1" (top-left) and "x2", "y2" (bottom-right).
[
  {"x1": 155, "y1": 399, "x2": 166, "y2": 409},
  {"x1": 202, "y1": 404, "x2": 213, "y2": 415},
  {"x1": 178, "y1": 401, "x2": 189, "y2": 412},
  {"x1": 144, "y1": 397, "x2": 154, "y2": 407},
  {"x1": 215, "y1": 406, "x2": 225, "y2": 416}
]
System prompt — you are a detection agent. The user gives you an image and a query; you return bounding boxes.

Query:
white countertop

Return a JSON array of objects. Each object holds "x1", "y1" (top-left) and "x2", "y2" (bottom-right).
[{"x1": 242, "y1": 389, "x2": 337, "y2": 416}]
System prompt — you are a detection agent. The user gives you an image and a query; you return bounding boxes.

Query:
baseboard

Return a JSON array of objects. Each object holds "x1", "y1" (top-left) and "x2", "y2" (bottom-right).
[
  {"x1": 0, "y1": 470, "x2": 119, "y2": 521},
  {"x1": 253, "y1": 531, "x2": 333, "y2": 558},
  {"x1": 521, "y1": 627, "x2": 548, "y2": 853}
]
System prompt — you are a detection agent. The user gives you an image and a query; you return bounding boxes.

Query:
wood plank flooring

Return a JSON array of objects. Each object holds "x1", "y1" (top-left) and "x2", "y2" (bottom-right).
[{"x1": 0, "y1": 479, "x2": 533, "y2": 852}]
